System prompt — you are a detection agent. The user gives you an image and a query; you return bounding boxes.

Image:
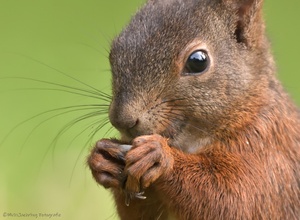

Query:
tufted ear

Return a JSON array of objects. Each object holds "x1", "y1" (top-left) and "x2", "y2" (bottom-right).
[{"x1": 223, "y1": 0, "x2": 265, "y2": 48}]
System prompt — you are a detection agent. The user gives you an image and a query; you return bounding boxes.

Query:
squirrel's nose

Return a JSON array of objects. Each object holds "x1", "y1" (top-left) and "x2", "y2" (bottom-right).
[
  {"x1": 110, "y1": 112, "x2": 138, "y2": 131},
  {"x1": 109, "y1": 103, "x2": 139, "y2": 132}
]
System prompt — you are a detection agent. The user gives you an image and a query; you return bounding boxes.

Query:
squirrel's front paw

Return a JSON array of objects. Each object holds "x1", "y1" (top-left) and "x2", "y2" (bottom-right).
[
  {"x1": 125, "y1": 134, "x2": 174, "y2": 193},
  {"x1": 87, "y1": 139, "x2": 129, "y2": 189}
]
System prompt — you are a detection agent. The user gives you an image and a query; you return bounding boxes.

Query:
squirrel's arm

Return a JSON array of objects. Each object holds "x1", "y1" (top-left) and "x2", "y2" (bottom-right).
[{"x1": 114, "y1": 135, "x2": 267, "y2": 220}]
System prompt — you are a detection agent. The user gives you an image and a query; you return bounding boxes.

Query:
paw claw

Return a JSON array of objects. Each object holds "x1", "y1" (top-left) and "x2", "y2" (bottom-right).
[
  {"x1": 135, "y1": 191, "x2": 147, "y2": 200},
  {"x1": 124, "y1": 191, "x2": 147, "y2": 206}
]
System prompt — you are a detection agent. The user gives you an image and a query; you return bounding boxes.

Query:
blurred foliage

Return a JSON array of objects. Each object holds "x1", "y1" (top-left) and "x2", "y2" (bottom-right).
[{"x1": 0, "y1": 0, "x2": 299, "y2": 220}]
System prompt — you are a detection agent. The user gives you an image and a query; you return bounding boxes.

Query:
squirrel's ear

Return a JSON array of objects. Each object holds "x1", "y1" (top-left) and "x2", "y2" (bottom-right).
[{"x1": 223, "y1": 0, "x2": 265, "y2": 48}]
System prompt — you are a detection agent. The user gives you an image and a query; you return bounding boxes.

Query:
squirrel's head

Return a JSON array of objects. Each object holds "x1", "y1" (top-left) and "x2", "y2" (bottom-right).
[{"x1": 108, "y1": 0, "x2": 274, "y2": 152}]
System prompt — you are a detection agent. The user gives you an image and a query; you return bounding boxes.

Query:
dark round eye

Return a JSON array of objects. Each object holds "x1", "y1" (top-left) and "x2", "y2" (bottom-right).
[{"x1": 184, "y1": 50, "x2": 210, "y2": 75}]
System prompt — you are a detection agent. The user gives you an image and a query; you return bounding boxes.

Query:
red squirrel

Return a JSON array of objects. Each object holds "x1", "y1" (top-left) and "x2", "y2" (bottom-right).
[{"x1": 88, "y1": 0, "x2": 300, "y2": 219}]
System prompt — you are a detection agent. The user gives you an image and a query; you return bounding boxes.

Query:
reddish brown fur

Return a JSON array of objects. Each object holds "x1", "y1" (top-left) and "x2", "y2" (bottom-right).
[{"x1": 88, "y1": 0, "x2": 300, "y2": 219}]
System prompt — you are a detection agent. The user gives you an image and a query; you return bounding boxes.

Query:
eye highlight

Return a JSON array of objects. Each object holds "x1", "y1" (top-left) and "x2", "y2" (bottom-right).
[{"x1": 183, "y1": 50, "x2": 210, "y2": 75}]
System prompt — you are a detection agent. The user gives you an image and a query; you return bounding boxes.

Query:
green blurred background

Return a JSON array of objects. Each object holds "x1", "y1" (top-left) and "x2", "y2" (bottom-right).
[{"x1": 0, "y1": 1, "x2": 299, "y2": 220}]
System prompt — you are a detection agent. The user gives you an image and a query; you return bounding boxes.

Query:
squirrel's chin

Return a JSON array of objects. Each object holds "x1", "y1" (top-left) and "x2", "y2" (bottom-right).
[
  {"x1": 169, "y1": 135, "x2": 213, "y2": 153},
  {"x1": 118, "y1": 130, "x2": 173, "y2": 145},
  {"x1": 116, "y1": 130, "x2": 211, "y2": 154}
]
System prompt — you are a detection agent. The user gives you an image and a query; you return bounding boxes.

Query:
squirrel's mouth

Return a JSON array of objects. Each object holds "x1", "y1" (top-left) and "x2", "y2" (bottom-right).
[
  {"x1": 116, "y1": 118, "x2": 187, "y2": 148},
  {"x1": 115, "y1": 120, "x2": 210, "y2": 153}
]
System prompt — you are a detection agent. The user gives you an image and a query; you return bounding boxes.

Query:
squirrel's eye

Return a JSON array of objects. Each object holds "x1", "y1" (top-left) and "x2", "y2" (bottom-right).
[{"x1": 184, "y1": 50, "x2": 210, "y2": 75}]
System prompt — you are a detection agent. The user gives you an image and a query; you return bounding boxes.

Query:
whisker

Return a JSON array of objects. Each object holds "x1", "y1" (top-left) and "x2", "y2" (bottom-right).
[
  {"x1": 88, "y1": 118, "x2": 111, "y2": 140},
  {"x1": 0, "y1": 76, "x2": 112, "y2": 101},
  {"x1": 37, "y1": 110, "x2": 105, "y2": 169},
  {"x1": 160, "y1": 108, "x2": 223, "y2": 144},
  {"x1": 68, "y1": 138, "x2": 92, "y2": 187},
  {"x1": 78, "y1": 42, "x2": 110, "y2": 59},
  {"x1": 1, "y1": 87, "x2": 106, "y2": 100},
  {"x1": 19, "y1": 107, "x2": 107, "y2": 154},
  {"x1": 160, "y1": 108, "x2": 211, "y2": 136},
  {"x1": 68, "y1": 118, "x2": 111, "y2": 187},
  {"x1": 49, "y1": 111, "x2": 106, "y2": 151},
  {"x1": 0, "y1": 104, "x2": 108, "y2": 149},
  {"x1": 64, "y1": 119, "x2": 104, "y2": 153},
  {"x1": 15, "y1": 54, "x2": 103, "y2": 94},
  {"x1": 103, "y1": 124, "x2": 116, "y2": 138}
]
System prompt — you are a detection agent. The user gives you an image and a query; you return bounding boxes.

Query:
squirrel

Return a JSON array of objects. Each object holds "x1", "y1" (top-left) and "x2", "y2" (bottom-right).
[{"x1": 88, "y1": 0, "x2": 300, "y2": 219}]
